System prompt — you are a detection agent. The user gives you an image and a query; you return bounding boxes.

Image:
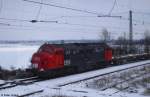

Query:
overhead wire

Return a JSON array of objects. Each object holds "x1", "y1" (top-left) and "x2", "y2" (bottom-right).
[
  {"x1": 119, "y1": 16, "x2": 150, "y2": 25},
  {"x1": 0, "y1": 15, "x2": 122, "y2": 24},
  {"x1": 0, "y1": 0, "x2": 147, "y2": 36},
  {"x1": 133, "y1": 11, "x2": 150, "y2": 15},
  {"x1": 0, "y1": 22, "x2": 146, "y2": 38},
  {"x1": 0, "y1": 17, "x2": 29, "y2": 22},
  {"x1": 131, "y1": 11, "x2": 150, "y2": 26},
  {"x1": 0, "y1": 25, "x2": 132, "y2": 34},
  {"x1": 0, "y1": 20, "x2": 146, "y2": 33},
  {"x1": 0, "y1": 15, "x2": 149, "y2": 32},
  {"x1": 23, "y1": 0, "x2": 103, "y2": 15},
  {"x1": 0, "y1": 22, "x2": 35, "y2": 28},
  {"x1": 1, "y1": 0, "x2": 121, "y2": 26},
  {"x1": 0, "y1": 17, "x2": 58, "y2": 23},
  {"x1": 56, "y1": 21, "x2": 129, "y2": 30},
  {"x1": 23, "y1": 0, "x2": 123, "y2": 18},
  {"x1": 0, "y1": 22, "x2": 10, "y2": 26},
  {"x1": 46, "y1": 15, "x2": 122, "y2": 20},
  {"x1": 0, "y1": 19, "x2": 120, "y2": 29},
  {"x1": 36, "y1": 0, "x2": 43, "y2": 20},
  {"x1": 111, "y1": 11, "x2": 129, "y2": 15},
  {"x1": 0, "y1": 16, "x2": 147, "y2": 33},
  {"x1": 108, "y1": 0, "x2": 117, "y2": 15},
  {"x1": 0, "y1": 20, "x2": 123, "y2": 30},
  {"x1": 0, "y1": 26, "x2": 34, "y2": 31}
]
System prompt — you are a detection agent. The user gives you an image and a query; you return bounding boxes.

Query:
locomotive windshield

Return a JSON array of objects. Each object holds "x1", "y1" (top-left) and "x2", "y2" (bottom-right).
[{"x1": 38, "y1": 44, "x2": 54, "y2": 54}]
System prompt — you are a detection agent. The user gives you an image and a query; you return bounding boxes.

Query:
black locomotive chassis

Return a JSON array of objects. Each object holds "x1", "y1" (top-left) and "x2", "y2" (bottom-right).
[
  {"x1": 37, "y1": 62, "x2": 109, "y2": 79},
  {"x1": 63, "y1": 43, "x2": 107, "y2": 66}
]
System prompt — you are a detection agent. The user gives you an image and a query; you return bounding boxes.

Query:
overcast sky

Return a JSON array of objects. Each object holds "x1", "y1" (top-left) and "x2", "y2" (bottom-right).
[{"x1": 0, "y1": 0, "x2": 150, "y2": 40}]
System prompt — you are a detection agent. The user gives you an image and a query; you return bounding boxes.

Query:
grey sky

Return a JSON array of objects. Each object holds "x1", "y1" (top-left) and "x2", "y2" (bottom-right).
[{"x1": 0, "y1": 0, "x2": 150, "y2": 40}]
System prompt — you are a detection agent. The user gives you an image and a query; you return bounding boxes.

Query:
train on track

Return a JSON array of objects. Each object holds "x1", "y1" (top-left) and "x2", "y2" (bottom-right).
[{"x1": 30, "y1": 42, "x2": 150, "y2": 78}]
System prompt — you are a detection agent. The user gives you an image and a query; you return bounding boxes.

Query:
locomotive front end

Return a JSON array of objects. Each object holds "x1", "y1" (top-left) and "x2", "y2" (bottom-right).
[
  {"x1": 31, "y1": 52, "x2": 48, "y2": 71},
  {"x1": 31, "y1": 43, "x2": 64, "y2": 78}
]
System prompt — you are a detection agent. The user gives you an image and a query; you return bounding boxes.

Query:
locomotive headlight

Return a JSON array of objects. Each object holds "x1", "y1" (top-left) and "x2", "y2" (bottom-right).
[{"x1": 40, "y1": 68, "x2": 44, "y2": 71}]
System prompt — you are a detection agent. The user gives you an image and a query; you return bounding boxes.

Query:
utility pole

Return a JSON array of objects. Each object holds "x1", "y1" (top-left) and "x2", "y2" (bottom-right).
[{"x1": 129, "y1": 10, "x2": 133, "y2": 53}]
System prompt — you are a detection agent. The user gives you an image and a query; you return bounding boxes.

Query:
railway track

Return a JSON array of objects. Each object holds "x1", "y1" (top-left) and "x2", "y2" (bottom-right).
[
  {"x1": 58, "y1": 62, "x2": 150, "y2": 87},
  {"x1": 17, "y1": 89, "x2": 44, "y2": 97},
  {"x1": 53, "y1": 62, "x2": 150, "y2": 97},
  {"x1": 102, "y1": 71, "x2": 150, "y2": 90},
  {"x1": 0, "y1": 76, "x2": 45, "y2": 97},
  {"x1": 0, "y1": 61, "x2": 149, "y2": 97},
  {"x1": 109, "y1": 72, "x2": 150, "y2": 95},
  {"x1": 0, "y1": 76, "x2": 42, "y2": 90}
]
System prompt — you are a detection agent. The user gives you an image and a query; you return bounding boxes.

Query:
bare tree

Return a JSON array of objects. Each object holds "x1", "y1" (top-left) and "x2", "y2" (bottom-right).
[
  {"x1": 116, "y1": 35, "x2": 128, "y2": 55},
  {"x1": 100, "y1": 28, "x2": 110, "y2": 43}
]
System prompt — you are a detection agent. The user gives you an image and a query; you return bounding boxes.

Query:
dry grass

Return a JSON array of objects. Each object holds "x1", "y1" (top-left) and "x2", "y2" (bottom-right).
[
  {"x1": 86, "y1": 65, "x2": 150, "y2": 92},
  {"x1": 143, "y1": 88, "x2": 150, "y2": 96}
]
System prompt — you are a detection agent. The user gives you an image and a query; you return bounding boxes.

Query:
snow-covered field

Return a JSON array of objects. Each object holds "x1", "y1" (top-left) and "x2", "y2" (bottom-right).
[
  {"x1": 0, "y1": 60, "x2": 149, "y2": 97},
  {"x1": 0, "y1": 44, "x2": 40, "y2": 70}
]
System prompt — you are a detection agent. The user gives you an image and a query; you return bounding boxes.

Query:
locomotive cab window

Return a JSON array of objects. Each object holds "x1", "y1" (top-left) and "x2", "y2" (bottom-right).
[{"x1": 38, "y1": 47, "x2": 53, "y2": 54}]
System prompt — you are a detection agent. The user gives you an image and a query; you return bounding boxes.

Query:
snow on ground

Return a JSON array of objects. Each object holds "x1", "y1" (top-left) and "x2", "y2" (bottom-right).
[
  {"x1": 0, "y1": 80, "x2": 4, "y2": 84},
  {"x1": 34, "y1": 60, "x2": 150, "y2": 87},
  {"x1": 0, "y1": 84, "x2": 147, "y2": 97},
  {"x1": 0, "y1": 44, "x2": 40, "y2": 70},
  {"x1": 0, "y1": 60, "x2": 149, "y2": 97}
]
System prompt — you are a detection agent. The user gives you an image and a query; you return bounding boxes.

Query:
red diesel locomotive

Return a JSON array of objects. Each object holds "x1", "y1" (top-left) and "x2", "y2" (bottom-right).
[{"x1": 31, "y1": 42, "x2": 112, "y2": 78}]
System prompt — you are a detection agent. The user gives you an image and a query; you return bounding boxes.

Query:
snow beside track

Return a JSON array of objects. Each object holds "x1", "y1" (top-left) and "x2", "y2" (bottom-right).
[
  {"x1": 35, "y1": 60, "x2": 150, "y2": 87},
  {"x1": 0, "y1": 60, "x2": 149, "y2": 97},
  {"x1": 0, "y1": 80, "x2": 4, "y2": 84}
]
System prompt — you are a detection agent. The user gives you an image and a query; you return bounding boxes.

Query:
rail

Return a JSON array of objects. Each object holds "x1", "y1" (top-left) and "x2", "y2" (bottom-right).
[{"x1": 0, "y1": 77, "x2": 42, "y2": 90}]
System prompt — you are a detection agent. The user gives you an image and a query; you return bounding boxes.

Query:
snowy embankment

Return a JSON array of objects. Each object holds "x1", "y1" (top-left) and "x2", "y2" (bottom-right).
[
  {"x1": 0, "y1": 60, "x2": 149, "y2": 97},
  {"x1": 0, "y1": 44, "x2": 40, "y2": 70},
  {"x1": 36, "y1": 60, "x2": 150, "y2": 87}
]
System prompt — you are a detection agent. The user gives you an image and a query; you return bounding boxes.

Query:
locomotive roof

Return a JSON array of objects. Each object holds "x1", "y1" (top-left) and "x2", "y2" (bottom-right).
[{"x1": 40, "y1": 42, "x2": 110, "y2": 51}]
